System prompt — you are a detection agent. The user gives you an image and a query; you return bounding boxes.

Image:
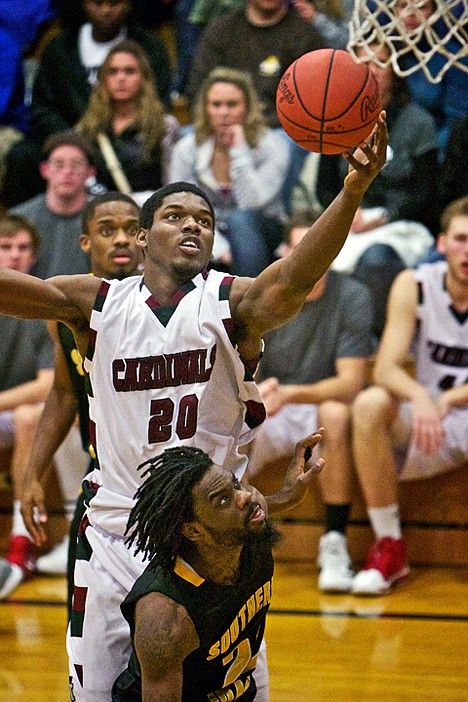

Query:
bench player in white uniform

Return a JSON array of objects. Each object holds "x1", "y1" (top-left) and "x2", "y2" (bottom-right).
[
  {"x1": 0, "y1": 116, "x2": 388, "y2": 702},
  {"x1": 351, "y1": 195, "x2": 468, "y2": 595}
]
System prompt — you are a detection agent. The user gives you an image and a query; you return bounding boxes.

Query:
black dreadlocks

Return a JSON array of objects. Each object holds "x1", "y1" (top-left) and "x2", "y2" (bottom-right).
[{"x1": 125, "y1": 446, "x2": 213, "y2": 568}]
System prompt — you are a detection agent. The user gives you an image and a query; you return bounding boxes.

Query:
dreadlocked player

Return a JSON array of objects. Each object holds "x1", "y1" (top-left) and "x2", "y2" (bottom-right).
[{"x1": 112, "y1": 434, "x2": 323, "y2": 702}]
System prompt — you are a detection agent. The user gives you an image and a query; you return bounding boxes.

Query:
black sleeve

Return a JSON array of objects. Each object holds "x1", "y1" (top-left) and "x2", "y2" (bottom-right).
[{"x1": 30, "y1": 34, "x2": 90, "y2": 143}]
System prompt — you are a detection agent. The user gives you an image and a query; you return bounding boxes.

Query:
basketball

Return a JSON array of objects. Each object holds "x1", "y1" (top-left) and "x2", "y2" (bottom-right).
[{"x1": 276, "y1": 48, "x2": 382, "y2": 154}]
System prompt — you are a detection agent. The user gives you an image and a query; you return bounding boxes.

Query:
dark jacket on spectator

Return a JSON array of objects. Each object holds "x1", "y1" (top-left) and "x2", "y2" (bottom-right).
[{"x1": 29, "y1": 21, "x2": 172, "y2": 145}]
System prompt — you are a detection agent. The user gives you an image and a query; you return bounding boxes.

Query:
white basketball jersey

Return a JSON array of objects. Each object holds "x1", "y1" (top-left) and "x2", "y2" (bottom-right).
[
  {"x1": 83, "y1": 270, "x2": 266, "y2": 535},
  {"x1": 414, "y1": 262, "x2": 468, "y2": 396}
]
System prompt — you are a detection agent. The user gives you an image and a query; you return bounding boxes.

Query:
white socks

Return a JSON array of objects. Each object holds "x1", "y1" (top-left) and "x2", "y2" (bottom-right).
[
  {"x1": 12, "y1": 500, "x2": 31, "y2": 539},
  {"x1": 367, "y1": 504, "x2": 402, "y2": 540}
]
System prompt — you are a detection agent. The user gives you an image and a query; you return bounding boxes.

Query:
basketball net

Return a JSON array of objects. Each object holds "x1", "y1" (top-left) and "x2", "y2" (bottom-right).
[{"x1": 348, "y1": 0, "x2": 468, "y2": 83}]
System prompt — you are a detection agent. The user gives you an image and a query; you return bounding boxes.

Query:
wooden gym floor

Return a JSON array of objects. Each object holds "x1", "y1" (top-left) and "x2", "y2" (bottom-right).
[{"x1": 0, "y1": 561, "x2": 467, "y2": 702}]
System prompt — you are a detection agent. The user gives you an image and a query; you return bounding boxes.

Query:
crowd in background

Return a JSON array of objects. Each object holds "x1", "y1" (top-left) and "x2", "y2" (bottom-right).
[{"x1": 0, "y1": 0, "x2": 467, "y2": 600}]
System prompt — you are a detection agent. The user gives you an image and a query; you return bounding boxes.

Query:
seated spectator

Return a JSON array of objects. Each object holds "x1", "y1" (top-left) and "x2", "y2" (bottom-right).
[
  {"x1": 394, "y1": 0, "x2": 468, "y2": 155},
  {"x1": 76, "y1": 39, "x2": 180, "y2": 204},
  {"x1": 0, "y1": 214, "x2": 54, "y2": 599},
  {"x1": 350, "y1": 195, "x2": 468, "y2": 595},
  {"x1": 2, "y1": 0, "x2": 173, "y2": 208},
  {"x1": 185, "y1": 0, "x2": 324, "y2": 214},
  {"x1": 317, "y1": 42, "x2": 438, "y2": 336},
  {"x1": 9, "y1": 131, "x2": 96, "y2": 278},
  {"x1": 35, "y1": 0, "x2": 172, "y2": 135},
  {"x1": 172, "y1": 0, "x2": 244, "y2": 100},
  {"x1": 0, "y1": 28, "x2": 29, "y2": 195},
  {"x1": 178, "y1": 0, "x2": 351, "y2": 105},
  {"x1": 245, "y1": 212, "x2": 375, "y2": 592},
  {"x1": 169, "y1": 67, "x2": 290, "y2": 276},
  {"x1": 185, "y1": 0, "x2": 323, "y2": 129},
  {"x1": 291, "y1": 0, "x2": 354, "y2": 49}
]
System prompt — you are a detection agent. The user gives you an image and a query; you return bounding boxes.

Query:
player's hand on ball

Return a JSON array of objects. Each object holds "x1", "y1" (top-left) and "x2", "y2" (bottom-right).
[{"x1": 343, "y1": 111, "x2": 388, "y2": 196}]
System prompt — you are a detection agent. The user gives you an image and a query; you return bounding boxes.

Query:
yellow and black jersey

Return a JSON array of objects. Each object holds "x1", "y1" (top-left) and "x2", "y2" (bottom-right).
[{"x1": 113, "y1": 538, "x2": 274, "y2": 702}]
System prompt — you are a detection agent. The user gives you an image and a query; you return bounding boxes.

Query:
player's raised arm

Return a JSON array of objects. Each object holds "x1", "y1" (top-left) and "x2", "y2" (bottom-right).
[{"x1": 231, "y1": 114, "x2": 388, "y2": 347}]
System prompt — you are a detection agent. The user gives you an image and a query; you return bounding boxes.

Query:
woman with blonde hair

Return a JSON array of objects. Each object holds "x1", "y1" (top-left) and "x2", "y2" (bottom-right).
[
  {"x1": 169, "y1": 67, "x2": 290, "y2": 276},
  {"x1": 76, "y1": 39, "x2": 179, "y2": 203}
]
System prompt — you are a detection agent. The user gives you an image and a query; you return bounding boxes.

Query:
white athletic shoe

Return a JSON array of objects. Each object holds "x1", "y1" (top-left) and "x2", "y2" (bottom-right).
[
  {"x1": 0, "y1": 559, "x2": 24, "y2": 600},
  {"x1": 317, "y1": 531, "x2": 354, "y2": 593},
  {"x1": 36, "y1": 535, "x2": 70, "y2": 575}
]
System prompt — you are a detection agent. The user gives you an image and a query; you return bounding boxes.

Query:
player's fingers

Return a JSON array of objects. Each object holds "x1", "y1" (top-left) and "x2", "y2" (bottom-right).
[
  {"x1": 23, "y1": 491, "x2": 48, "y2": 544},
  {"x1": 299, "y1": 428, "x2": 324, "y2": 449},
  {"x1": 22, "y1": 504, "x2": 47, "y2": 546},
  {"x1": 374, "y1": 114, "x2": 388, "y2": 154},
  {"x1": 303, "y1": 457, "x2": 325, "y2": 479},
  {"x1": 343, "y1": 150, "x2": 368, "y2": 169}
]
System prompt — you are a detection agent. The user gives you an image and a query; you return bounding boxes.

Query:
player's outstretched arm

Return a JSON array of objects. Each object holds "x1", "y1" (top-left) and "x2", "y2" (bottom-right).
[
  {"x1": 132, "y1": 593, "x2": 199, "y2": 702},
  {"x1": 0, "y1": 268, "x2": 99, "y2": 330},
  {"x1": 265, "y1": 430, "x2": 325, "y2": 515},
  {"x1": 231, "y1": 113, "x2": 388, "y2": 351}
]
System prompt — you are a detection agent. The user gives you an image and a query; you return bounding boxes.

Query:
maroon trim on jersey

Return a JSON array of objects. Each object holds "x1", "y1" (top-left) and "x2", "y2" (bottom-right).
[
  {"x1": 78, "y1": 514, "x2": 90, "y2": 539},
  {"x1": 74, "y1": 665, "x2": 84, "y2": 687},
  {"x1": 73, "y1": 586, "x2": 87, "y2": 613},
  {"x1": 70, "y1": 585, "x2": 88, "y2": 638},
  {"x1": 244, "y1": 399, "x2": 266, "y2": 429},
  {"x1": 145, "y1": 292, "x2": 161, "y2": 310},
  {"x1": 144, "y1": 279, "x2": 197, "y2": 326},
  {"x1": 85, "y1": 327, "x2": 97, "y2": 364},
  {"x1": 85, "y1": 280, "x2": 110, "y2": 366},
  {"x1": 94, "y1": 280, "x2": 111, "y2": 313}
]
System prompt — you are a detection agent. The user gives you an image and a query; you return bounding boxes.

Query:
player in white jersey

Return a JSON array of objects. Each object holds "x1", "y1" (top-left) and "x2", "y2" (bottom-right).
[
  {"x1": 84, "y1": 269, "x2": 268, "y2": 537},
  {"x1": 0, "y1": 115, "x2": 388, "y2": 702},
  {"x1": 350, "y1": 195, "x2": 468, "y2": 596}
]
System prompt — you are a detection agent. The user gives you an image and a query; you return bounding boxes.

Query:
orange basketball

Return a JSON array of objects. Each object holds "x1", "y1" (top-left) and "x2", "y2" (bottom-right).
[{"x1": 276, "y1": 48, "x2": 381, "y2": 154}]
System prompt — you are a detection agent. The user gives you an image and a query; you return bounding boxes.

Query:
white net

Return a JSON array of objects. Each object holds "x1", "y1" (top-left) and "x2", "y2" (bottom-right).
[{"x1": 348, "y1": 0, "x2": 468, "y2": 83}]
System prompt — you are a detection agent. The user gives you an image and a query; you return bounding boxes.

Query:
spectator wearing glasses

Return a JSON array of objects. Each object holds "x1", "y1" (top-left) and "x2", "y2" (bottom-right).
[{"x1": 9, "y1": 131, "x2": 96, "y2": 278}]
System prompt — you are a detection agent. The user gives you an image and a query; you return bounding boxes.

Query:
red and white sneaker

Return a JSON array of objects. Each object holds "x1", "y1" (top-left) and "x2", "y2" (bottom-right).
[
  {"x1": 352, "y1": 537, "x2": 409, "y2": 595},
  {"x1": 0, "y1": 536, "x2": 36, "y2": 600},
  {"x1": 7, "y1": 535, "x2": 36, "y2": 577}
]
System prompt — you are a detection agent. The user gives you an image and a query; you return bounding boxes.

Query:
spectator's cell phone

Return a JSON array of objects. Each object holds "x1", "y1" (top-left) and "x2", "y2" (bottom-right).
[{"x1": 304, "y1": 446, "x2": 312, "y2": 463}]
